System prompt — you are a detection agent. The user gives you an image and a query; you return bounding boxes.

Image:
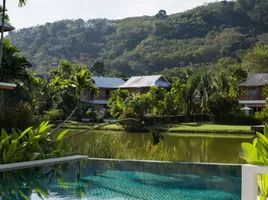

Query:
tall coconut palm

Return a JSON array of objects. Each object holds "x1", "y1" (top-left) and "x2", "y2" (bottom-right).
[{"x1": 0, "y1": 0, "x2": 27, "y2": 67}]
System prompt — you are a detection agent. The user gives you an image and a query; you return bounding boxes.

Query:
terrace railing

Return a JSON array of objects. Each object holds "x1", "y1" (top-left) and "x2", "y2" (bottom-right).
[
  {"x1": 239, "y1": 95, "x2": 266, "y2": 101},
  {"x1": 93, "y1": 95, "x2": 110, "y2": 100}
]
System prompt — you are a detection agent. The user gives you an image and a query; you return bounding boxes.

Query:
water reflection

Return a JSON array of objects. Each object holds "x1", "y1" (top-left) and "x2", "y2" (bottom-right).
[
  {"x1": 67, "y1": 130, "x2": 254, "y2": 164},
  {"x1": 0, "y1": 160, "x2": 242, "y2": 200}
]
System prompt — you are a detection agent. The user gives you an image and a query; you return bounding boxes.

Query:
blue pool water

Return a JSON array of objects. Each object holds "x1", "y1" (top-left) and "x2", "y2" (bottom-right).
[{"x1": 0, "y1": 159, "x2": 241, "y2": 200}]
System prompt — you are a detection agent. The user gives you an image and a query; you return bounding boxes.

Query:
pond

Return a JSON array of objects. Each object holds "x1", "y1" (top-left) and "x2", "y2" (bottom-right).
[{"x1": 66, "y1": 129, "x2": 254, "y2": 164}]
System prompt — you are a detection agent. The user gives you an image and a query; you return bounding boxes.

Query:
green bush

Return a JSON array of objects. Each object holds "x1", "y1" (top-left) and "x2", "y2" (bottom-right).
[
  {"x1": 0, "y1": 100, "x2": 32, "y2": 130},
  {"x1": 118, "y1": 108, "x2": 143, "y2": 132},
  {"x1": 215, "y1": 113, "x2": 261, "y2": 125},
  {"x1": 86, "y1": 108, "x2": 106, "y2": 122},
  {"x1": 0, "y1": 121, "x2": 69, "y2": 163},
  {"x1": 42, "y1": 109, "x2": 63, "y2": 123},
  {"x1": 255, "y1": 109, "x2": 268, "y2": 124}
]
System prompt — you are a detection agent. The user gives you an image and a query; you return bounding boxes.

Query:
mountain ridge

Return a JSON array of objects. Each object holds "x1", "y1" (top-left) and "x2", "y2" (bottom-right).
[{"x1": 7, "y1": 0, "x2": 268, "y2": 77}]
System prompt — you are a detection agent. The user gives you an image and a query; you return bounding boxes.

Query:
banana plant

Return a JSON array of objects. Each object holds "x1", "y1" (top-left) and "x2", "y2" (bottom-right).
[
  {"x1": 241, "y1": 124, "x2": 268, "y2": 200},
  {"x1": 0, "y1": 121, "x2": 69, "y2": 164}
]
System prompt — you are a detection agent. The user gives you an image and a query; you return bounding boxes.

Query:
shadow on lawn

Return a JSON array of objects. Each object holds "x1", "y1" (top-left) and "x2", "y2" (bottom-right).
[{"x1": 152, "y1": 123, "x2": 204, "y2": 131}]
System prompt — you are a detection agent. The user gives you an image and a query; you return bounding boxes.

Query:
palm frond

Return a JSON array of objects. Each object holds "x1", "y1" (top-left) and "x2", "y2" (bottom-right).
[{"x1": 18, "y1": 0, "x2": 27, "y2": 7}]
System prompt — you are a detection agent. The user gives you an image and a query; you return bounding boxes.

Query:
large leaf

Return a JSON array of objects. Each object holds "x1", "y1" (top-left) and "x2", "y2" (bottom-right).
[
  {"x1": 39, "y1": 121, "x2": 51, "y2": 132},
  {"x1": 241, "y1": 142, "x2": 265, "y2": 165},
  {"x1": 0, "y1": 136, "x2": 11, "y2": 149},
  {"x1": 11, "y1": 129, "x2": 19, "y2": 140},
  {"x1": 258, "y1": 174, "x2": 268, "y2": 199},
  {"x1": 19, "y1": 190, "x2": 30, "y2": 200},
  {"x1": 1, "y1": 129, "x2": 8, "y2": 141},
  {"x1": 18, "y1": 127, "x2": 32, "y2": 139},
  {"x1": 264, "y1": 124, "x2": 268, "y2": 138},
  {"x1": 56, "y1": 129, "x2": 69, "y2": 141},
  {"x1": 6, "y1": 139, "x2": 18, "y2": 160},
  {"x1": 257, "y1": 132, "x2": 268, "y2": 148},
  {"x1": 254, "y1": 139, "x2": 268, "y2": 165}
]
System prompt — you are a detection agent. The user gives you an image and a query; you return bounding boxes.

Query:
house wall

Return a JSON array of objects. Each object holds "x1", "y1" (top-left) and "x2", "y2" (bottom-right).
[
  {"x1": 126, "y1": 87, "x2": 150, "y2": 94},
  {"x1": 81, "y1": 88, "x2": 112, "y2": 102},
  {"x1": 155, "y1": 78, "x2": 170, "y2": 87},
  {"x1": 238, "y1": 86, "x2": 265, "y2": 100},
  {"x1": 238, "y1": 86, "x2": 266, "y2": 114},
  {"x1": 0, "y1": 85, "x2": 14, "y2": 90}
]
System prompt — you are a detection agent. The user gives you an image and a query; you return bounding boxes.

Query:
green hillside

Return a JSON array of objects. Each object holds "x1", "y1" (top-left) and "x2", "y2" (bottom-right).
[{"x1": 7, "y1": 0, "x2": 268, "y2": 77}]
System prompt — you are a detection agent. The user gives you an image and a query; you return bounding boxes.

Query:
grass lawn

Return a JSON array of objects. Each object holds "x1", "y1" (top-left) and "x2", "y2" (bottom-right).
[
  {"x1": 63, "y1": 121, "x2": 253, "y2": 134},
  {"x1": 151, "y1": 123, "x2": 252, "y2": 134},
  {"x1": 155, "y1": 123, "x2": 251, "y2": 131},
  {"x1": 62, "y1": 121, "x2": 124, "y2": 131}
]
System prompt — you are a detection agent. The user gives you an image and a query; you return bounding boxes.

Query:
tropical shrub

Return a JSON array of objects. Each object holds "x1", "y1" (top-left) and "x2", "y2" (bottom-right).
[
  {"x1": 215, "y1": 113, "x2": 261, "y2": 125},
  {"x1": 255, "y1": 96, "x2": 268, "y2": 124},
  {"x1": 0, "y1": 121, "x2": 69, "y2": 164},
  {"x1": 241, "y1": 124, "x2": 268, "y2": 200},
  {"x1": 0, "y1": 99, "x2": 32, "y2": 130},
  {"x1": 42, "y1": 109, "x2": 63, "y2": 123},
  {"x1": 118, "y1": 108, "x2": 143, "y2": 131},
  {"x1": 86, "y1": 108, "x2": 106, "y2": 122}
]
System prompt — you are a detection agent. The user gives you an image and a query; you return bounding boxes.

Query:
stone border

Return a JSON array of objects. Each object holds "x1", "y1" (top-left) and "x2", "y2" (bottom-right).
[
  {"x1": 88, "y1": 158, "x2": 242, "y2": 166},
  {"x1": 0, "y1": 155, "x2": 88, "y2": 172}
]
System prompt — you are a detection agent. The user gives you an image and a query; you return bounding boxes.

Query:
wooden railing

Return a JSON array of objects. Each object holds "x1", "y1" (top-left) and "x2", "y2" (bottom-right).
[
  {"x1": 239, "y1": 95, "x2": 266, "y2": 100},
  {"x1": 92, "y1": 95, "x2": 110, "y2": 101},
  {"x1": 80, "y1": 95, "x2": 110, "y2": 102}
]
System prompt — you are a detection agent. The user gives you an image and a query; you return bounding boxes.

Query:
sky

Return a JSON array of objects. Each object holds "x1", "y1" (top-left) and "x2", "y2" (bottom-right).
[{"x1": 7, "y1": 0, "x2": 217, "y2": 30}]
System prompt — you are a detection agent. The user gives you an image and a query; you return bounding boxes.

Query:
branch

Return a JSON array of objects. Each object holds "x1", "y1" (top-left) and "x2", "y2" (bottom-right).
[
  {"x1": 63, "y1": 118, "x2": 139, "y2": 139},
  {"x1": 48, "y1": 98, "x2": 80, "y2": 136},
  {"x1": 42, "y1": 118, "x2": 139, "y2": 148}
]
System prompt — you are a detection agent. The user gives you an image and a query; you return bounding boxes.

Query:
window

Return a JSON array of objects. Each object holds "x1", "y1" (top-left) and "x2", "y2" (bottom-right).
[
  {"x1": 247, "y1": 88, "x2": 255, "y2": 96},
  {"x1": 105, "y1": 89, "x2": 110, "y2": 96}
]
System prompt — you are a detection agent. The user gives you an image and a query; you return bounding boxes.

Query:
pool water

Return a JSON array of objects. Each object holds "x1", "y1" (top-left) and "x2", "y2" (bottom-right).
[{"x1": 0, "y1": 159, "x2": 241, "y2": 200}]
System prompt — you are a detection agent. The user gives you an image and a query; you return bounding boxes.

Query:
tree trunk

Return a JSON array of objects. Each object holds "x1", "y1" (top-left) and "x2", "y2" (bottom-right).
[
  {"x1": 62, "y1": 118, "x2": 139, "y2": 139},
  {"x1": 42, "y1": 118, "x2": 139, "y2": 148},
  {"x1": 49, "y1": 98, "x2": 80, "y2": 135},
  {"x1": 0, "y1": 0, "x2": 6, "y2": 67}
]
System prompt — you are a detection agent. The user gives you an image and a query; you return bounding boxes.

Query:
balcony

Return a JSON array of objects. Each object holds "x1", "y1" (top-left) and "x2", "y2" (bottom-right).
[
  {"x1": 239, "y1": 95, "x2": 266, "y2": 101},
  {"x1": 92, "y1": 95, "x2": 110, "y2": 101}
]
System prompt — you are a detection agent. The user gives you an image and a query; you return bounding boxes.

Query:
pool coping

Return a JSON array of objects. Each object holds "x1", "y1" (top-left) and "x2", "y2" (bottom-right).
[
  {"x1": 0, "y1": 155, "x2": 88, "y2": 172},
  {"x1": 87, "y1": 158, "x2": 243, "y2": 166}
]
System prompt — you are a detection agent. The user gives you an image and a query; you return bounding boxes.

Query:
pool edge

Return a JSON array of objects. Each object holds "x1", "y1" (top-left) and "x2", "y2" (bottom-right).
[
  {"x1": 0, "y1": 155, "x2": 88, "y2": 172},
  {"x1": 87, "y1": 158, "x2": 242, "y2": 166}
]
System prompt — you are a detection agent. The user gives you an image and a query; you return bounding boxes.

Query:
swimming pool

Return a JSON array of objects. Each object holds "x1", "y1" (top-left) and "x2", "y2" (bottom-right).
[{"x1": 0, "y1": 159, "x2": 241, "y2": 200}]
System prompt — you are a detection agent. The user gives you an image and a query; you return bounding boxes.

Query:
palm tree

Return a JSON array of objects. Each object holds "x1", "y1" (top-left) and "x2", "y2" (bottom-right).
[
  {"x1": 49, "y1": 61, "x2": 98, "y2": 134},
  {"x1": 0, "y1": 0, "x2": 27, "y2": 67},
  {"x1": 0, "y1": 39, "x2": 31, "y2": 82}
]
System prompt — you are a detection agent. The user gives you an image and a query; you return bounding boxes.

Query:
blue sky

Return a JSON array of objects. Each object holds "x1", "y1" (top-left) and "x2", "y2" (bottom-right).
[{"x1": 7, "y1": 0, "x2": 216, "y2": 29}]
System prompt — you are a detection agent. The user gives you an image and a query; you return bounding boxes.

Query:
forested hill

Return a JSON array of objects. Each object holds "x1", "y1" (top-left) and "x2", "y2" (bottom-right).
[{"x1": 7, "y1": 0, "x2": 268, "y2": 77}]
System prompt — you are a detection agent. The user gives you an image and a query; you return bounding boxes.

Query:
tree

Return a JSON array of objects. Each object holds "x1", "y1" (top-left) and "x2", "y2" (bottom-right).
[
  {"x1": 91, "y1": 61, "x2": 106, "y2": 76},
  {"x1": 155, "y1": 10, "x2": 168, "y2": 20},
  {"x1": 0, "y1": 39, "x2": 31, "y2": 82},
  {"x1": 49, "y1": 60, "x2": 98, "y2": 133},
  {"x1": 242, "y1": 44, "x2": 268, "y2": 73},
  {"x1": 198, "y1": 74, "x2": 215, "y2": 116},
  {"x1": 0, "y1": 0, "x2": 27, "y2": 67}
]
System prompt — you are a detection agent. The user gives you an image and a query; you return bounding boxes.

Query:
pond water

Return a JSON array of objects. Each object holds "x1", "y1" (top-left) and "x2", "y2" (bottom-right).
[{"x1": 66, "y1": 130, "x2": 254, "y2": 164}]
